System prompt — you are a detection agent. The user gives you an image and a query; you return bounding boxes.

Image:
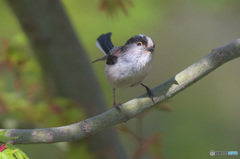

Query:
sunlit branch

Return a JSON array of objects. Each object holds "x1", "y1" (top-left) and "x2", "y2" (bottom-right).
[{"x1": 1, "y1": 39, "x2": 240, "y2": 144}]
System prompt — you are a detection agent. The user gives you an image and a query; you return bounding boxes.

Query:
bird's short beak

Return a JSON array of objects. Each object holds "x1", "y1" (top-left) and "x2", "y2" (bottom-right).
[{"x1": 147, "y1": 47, "x2": 154, "y2": 53}]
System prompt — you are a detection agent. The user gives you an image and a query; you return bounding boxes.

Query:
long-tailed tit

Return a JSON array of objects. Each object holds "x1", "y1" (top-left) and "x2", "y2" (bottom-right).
[{"x1": 93, "y1": 32, "x2": 155, "y2": 110}]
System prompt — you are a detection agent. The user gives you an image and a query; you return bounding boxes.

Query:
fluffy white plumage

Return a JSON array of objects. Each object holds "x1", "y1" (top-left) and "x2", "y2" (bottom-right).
[
  {"x1": 105, "y1": 34, "x2": 154, "y2": 88},
  {"x1": 94, "y1": 33, "x2": 155, "y2": 109}
]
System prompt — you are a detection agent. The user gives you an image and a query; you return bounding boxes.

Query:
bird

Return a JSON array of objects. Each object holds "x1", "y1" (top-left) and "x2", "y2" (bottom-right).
[{"x1": 92, "y1": 32, "x2": 155, "y2": 111}]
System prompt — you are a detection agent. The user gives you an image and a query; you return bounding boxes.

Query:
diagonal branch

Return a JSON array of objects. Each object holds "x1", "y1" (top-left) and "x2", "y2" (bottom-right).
[{"x1": 1, "y1": 39, "x2": 240, "y2": 144}]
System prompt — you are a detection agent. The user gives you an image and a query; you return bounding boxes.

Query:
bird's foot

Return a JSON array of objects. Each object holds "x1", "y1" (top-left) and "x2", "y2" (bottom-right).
[
  {"x1": 146, "y1": 87, "x2": 156, "y2": 103},
  {"x1": 141, "y1": 83, "x2": 156, "y2": 103},
  {"x1": 114, "y1": 103, "x2": 122, "y2": 112}
]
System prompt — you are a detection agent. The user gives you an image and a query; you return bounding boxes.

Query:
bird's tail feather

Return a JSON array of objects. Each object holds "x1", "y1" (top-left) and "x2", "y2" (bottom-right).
[{"x1": 96, "y1": 32, "x2": 114, "y2": 54}]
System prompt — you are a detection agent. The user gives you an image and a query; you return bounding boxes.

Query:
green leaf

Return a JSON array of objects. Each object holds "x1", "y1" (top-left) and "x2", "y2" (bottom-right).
[
  {"x1": 0, "y1": 144, "x2": 29, "y2": 159},
  {"x1": 0, "y1": 130, "x2": 18, "y2": 143},
  {"x1": 0, "y1": 130, "x2": 6, "y2": 137},
  {"x1": 0, "y1": 148, "x2": 17, "y2": 159}
]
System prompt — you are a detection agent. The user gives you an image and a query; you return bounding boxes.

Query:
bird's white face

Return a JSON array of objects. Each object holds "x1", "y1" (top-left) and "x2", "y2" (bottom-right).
[
  {"x1": 139, "y1": 34, "x2": 155, "y2": 50},
  {"x1": 123, "y1": 34, "x2": 155, "y2": 57}
]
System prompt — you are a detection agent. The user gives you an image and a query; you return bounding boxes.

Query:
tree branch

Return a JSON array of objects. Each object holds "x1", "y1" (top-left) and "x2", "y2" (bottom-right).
[{"x1": 1, "y1": 39, "x2": 240, "y2": 144}]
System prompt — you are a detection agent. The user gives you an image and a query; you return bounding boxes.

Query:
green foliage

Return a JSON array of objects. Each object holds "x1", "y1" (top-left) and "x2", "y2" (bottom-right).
[
  {"x1": 0, "y1": 34, "x2": 87, "y2": 158},
  {"x1": 0, "y1": 34, "x2": 85, "y2": 127},
  {"x1": 66, "y1": 143, "x2": 93, "y2": 159},
  {"x1": 0, "y1": 130, "x2": 18, "y2": 143},
  {"x1": 0, "y1": 144, "x2": 29, "y2": 159}
]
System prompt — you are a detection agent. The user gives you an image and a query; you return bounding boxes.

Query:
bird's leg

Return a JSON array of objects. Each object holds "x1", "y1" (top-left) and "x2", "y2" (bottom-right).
[
  {"x1": 140, "y1": 83, "x2": 155, "y2": 103},
  {"x1": 113, "y1": 88, "x2": 122, "y2": 111}
]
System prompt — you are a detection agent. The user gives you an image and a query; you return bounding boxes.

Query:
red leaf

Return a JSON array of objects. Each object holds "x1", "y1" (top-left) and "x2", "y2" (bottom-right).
[
  {"x1": 0, "y1": 144, "x2": 6, "y2": 152},
  {"x1": 99, "y1": 0, "x2": 133, "y2": 16},
  {"x1": 131, "y1": 134, "x2": 162, "y2": 159},
  {"x1": 50, "y1": 102, "x2": 62, "y2": 114}
]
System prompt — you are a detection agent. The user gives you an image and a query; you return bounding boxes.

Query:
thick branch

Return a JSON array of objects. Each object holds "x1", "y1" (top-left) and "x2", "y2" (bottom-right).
[{"x1": 1, "y1": 39, "x2": 240, "y2": 144}]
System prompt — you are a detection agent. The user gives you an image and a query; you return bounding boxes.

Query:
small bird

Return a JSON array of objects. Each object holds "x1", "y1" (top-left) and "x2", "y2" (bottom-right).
[{"x1": 93, "y1": 32, "x2": 155, "y2": 110}]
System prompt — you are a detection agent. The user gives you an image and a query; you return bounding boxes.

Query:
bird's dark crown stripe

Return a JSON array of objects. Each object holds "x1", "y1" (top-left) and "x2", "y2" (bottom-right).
[{"x1": 125, "y1": 35, "x2": 148, "y2": 46}]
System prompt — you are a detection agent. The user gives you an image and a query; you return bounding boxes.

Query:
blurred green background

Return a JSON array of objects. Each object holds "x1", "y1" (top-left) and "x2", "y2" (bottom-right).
[{"x1": 0, "y1": 0, "x2": 240, "y2": 158}]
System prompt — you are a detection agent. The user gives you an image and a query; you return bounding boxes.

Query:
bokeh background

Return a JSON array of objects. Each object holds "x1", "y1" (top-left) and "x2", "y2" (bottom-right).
[{"x1": 0, "y1": 0, "x2": 240, "y2": 158}]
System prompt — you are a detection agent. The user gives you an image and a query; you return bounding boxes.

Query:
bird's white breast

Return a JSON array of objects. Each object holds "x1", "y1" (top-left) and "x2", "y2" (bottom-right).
[{"x1": 105, "y1": 52, "x2": 153, "y2": 88}]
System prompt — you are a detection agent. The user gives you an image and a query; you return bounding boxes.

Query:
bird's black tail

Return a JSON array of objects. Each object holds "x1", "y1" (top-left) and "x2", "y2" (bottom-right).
[{"x1": 96, "y1": 32, "x2": 114, "y2": 54}]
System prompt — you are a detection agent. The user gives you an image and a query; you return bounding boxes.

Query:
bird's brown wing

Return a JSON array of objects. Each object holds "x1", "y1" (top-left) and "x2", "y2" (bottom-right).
[{"x1": 106, "y1": 47, "x2": 122, "y2": 65}]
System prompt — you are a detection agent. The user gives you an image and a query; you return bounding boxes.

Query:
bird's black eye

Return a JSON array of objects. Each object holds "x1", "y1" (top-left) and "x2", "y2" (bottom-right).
[{"x1": 137, "y1": 42, "x2": 142, "y2": 46}]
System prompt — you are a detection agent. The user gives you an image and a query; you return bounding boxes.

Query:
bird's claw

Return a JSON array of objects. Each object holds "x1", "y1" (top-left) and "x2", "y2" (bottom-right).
[
  {"x1": 146, "y1": 88, "x2": 156, "y2": 103},
  {"x1": 114, "y1": 103, "x2": 122, "y2": 112}
]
